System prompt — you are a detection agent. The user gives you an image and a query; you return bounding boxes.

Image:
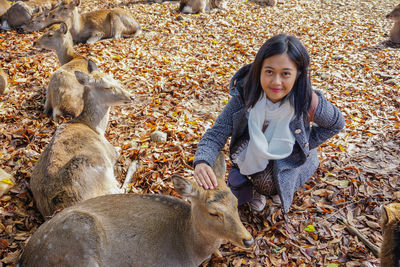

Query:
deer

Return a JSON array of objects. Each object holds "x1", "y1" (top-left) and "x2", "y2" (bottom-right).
[
  {"x1": 29, "y1": 59, "x2": 134, "y2": 219},
  {"x1": 386, "y1": 4, "x2": 400, "y2": 43},
  {"x1": 19, "y1": 152, "x2": 254, "y2": 266},
  {"x1": 0, "y1": 0, "x2": 58, "y2": 29},
  {"x1": 179, "y1": 0, "x2": 226, "y2": 14},
  {"x1": 0, "y1": 0, "x2": 10, "y2": 17},
  {"x1": 33, "y1": 22, "x2": 89, "y2": 119},
  {"x1": 0, "y1": 68, "x2": 7, "y2": 94},
  {"x1": 380, "y1": 202, "x2": 400, "y2": 267},
  {"x1": 29, "y1": 0, "x2": 141, "y2": 44}
]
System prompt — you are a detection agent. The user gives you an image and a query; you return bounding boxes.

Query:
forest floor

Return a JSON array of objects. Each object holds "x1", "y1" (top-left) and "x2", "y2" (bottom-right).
[{"x1": 0, "y1": 0, "x2": 399, "y2": 266}]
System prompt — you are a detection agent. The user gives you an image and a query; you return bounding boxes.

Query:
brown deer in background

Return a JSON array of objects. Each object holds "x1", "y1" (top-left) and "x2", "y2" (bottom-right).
[
  {"x1": 20, "y1": 152, "x2": 254, "y2": 266},
  {"x1": 0, "y1": 0, "x2": 59, "y2": 29},
  {"x1": 179, "y1": 0, "x2": 226, "y2": 14},
  {"x1": 29, "y1": 60, "x2": 134, "y2": 219},
  {"x1": 33, "y1": 22, "x2": 88, "y2": 119},
  {"x1": 386, "y1": 4, "x2": 400, "y2": 43},
  {"x1": 0, "y1": 68, "x2": 7, "y2": 94},
  {"x1": 28, "y1": 0, "x2": 141, "y2": 44},
  {"x1": 380, "y1": 202, "x2": 400, "y2": 267}
]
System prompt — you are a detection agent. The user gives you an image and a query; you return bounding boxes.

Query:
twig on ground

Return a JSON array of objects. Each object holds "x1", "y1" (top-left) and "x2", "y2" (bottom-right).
[{"x1": 338, "y1": 216, "x2": 380, "y2": 258}]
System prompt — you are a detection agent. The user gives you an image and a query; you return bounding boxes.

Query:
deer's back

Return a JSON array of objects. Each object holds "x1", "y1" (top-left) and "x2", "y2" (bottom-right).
[
  {"x1": 0, "y1": 0, "x2": 10, "y2": 17},
  {"x1": 79, "y1": 9, "x2": 134, "y2": 37},
  {"x1": 31, "y1": 122, "x2": 120, "y2": 218},
  {"x1": 20, "y1": 194, "x2": 195, "y2": 267}
]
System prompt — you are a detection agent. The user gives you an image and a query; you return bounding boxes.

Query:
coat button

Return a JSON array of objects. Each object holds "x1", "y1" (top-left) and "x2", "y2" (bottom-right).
[
  {"x1": 304, "y1": 143, "x2": 309, "y2": 148},
  {"x1": 294, "y1": 129, "x2": 302, "y2": 134}
]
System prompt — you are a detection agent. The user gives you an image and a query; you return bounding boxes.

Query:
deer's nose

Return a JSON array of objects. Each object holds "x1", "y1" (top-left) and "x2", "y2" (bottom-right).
[{"x1": 243, "y1": 237, "x2": 254, "y2": 248}]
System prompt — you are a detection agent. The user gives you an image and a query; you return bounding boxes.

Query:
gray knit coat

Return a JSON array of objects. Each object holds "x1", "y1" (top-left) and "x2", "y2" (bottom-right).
[{"x1": 194, "y1": 65, "x2": 345, "y2": 213}]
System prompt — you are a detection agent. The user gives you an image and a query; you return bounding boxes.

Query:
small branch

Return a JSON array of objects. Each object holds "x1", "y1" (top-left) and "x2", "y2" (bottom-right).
[
  {"x1": 122, "y1": 160, "x2": 138, "y2": 191},
  {"x1": 338, "y1": 217, "x2": 380, "y2": 258}
]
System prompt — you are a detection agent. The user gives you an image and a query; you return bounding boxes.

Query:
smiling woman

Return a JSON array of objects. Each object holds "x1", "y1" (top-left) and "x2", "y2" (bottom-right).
[
  {"x1": 260, "y1": 53, "x2": 298, "y2": 103},
  {"x1": 193, "y1": 34, "x2": 345, "y2": 213}
]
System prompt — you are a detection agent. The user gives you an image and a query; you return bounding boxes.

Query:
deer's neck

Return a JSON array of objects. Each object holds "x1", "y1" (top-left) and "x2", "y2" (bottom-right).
[
  {"x1": 57, "y1": 33, "x2": 79, "y2": 65},
  {"x1": 186, "y1": 214, "x2": 221, "y2": 264},
  {"x1": 78, "y1": 89, "x2": 110, "y2": 135},
  {"x1": 390, "y1": 21, "x2": 400, "y2": 43},
  {"x1": 69, "y1": 8, "x2": 84, "y2": 36}
]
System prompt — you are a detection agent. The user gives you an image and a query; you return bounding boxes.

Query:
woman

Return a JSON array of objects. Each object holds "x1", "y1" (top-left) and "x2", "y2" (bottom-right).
[{"x1": 193, "y1": 34, "x2": 345, "y2": 213}]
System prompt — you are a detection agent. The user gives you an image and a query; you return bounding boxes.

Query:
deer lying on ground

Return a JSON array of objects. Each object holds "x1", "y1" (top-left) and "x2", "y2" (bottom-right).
[
  {"x1": 0, "y1": 0, "x2": 10, "y2": 17},
  {"x1": 0, "y1": 68, "x2": 7, "y2": 94},
  {"x1": 29, "y1": 60, "x2": 133, "y2": 219},
  {"x1": 20, "y1": 152, "x2": 254, "y2": 266},
  {"x1": 0, "y1": 0, "x2": 58, "y2": 29},
  {"x1": 179, "y1": 0, "x2": 226, "y2": 14},
  {"x1": 33, "y1": 22, "x2": 88, "y2": 119},
  {"x1": 380, "y1": 202, "x2": 400, "y2": 267},
  {"x1": 387, "y1": 4, "x2": 400, "y2": 43},
  {"x1": 29, "y1": 0, "x2": 141, "y2": 44}
]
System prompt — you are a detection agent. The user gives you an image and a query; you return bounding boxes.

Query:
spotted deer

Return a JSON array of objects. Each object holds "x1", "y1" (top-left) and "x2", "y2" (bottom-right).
[
  {"x1": 179, "y1": 0, "x2": 226, "y2": 14},
  {"x1": 0, "y1": 68, "x2": 7, "y2": 94},
  {"x1": 33, "y1": 22, "x2": 89, "y2": 119},
  {"x1": 29, "y1": 0, "x2": 141, "y2": 44},
  {"x1": 20, "y1": 152, "x2": 254, "y2": 266},
  {"x1": 29, "y1": 60, "x2": 134, "y2": 219},
  {"x1": 0, "y1": 0, "x2": 58, "y2": 29},
  {"x1": 380, "y1": 202, "x2": 400, "y2": 267},
  {"x1": 386, "y1": 4, "x2": 400, "y2": 43}
]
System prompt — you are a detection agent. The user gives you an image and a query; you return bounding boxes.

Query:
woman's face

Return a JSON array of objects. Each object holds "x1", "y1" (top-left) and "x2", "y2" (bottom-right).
[{"x1": 260, "y1": 53, "x2": 298, "y2": 103}]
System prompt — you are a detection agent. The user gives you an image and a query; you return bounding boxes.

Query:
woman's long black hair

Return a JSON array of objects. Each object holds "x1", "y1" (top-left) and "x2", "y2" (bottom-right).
[{"x1": 243, "y1": 34, "x2": 313, "y2": 119}]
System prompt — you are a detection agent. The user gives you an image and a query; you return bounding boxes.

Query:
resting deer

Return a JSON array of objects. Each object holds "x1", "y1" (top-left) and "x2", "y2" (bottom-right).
[
  {"x1": 20, "y1": 152, "x2": 254, "y2": 266},
  {"x1": 29, "y1": 60, "x2": 134, "y2": 219},
  {"x1": 0, "y1": 0, "x2": 58, "y2": 29},
  {"x1": 0, "y1": 0, "x2": 10, "y2": 17},
  {"x1": 387, "y1": 4, "x2": 400, "y2": 43},
  {"x1": 179, "y1": 0, "x2": 226, "y2": 14},
  {"x1": 31, "y1": 0, "x2": 141, "y2": 44},
  {"x1": 0, "y1": 68, "x2": 7, "y2": 94},
  {"x1": 33, "y1": 22, "x2": 88, "y2": 119},
  {"x1": 380, "y1": 202, "x2": 400, "y2": 267}
]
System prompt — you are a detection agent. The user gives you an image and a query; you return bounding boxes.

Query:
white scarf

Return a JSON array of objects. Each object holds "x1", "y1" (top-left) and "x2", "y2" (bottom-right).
[{"x1": 234, "y1": 94, "x2": 295, "y2": 175}]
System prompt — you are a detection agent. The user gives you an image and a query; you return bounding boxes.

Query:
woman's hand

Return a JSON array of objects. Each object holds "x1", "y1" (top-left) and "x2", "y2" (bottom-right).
[{"x1": 194, "y1": 163, "x2": 218, "y2": 190}]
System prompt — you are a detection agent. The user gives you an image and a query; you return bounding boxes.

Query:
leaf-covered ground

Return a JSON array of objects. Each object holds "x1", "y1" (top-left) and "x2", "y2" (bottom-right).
[{"x1": 1, "y1": 0, "x2": 399, "y2": 266}]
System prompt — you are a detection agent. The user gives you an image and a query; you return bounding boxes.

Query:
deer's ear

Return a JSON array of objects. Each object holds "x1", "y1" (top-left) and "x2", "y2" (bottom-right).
[
  {"x1": 74, "y1": 71, "x2": 89, "y2": 86},
  {"x1": 87, "y1": 59, "x2": 99, "y2": 73},
  {"x1": 212, "y1": 152, "x2": 226, "y2": 183},
  {"x1": 60, "y1": 22, "x2": 68, "y2": 34},
  {"x1": 172, "y1": 175, "x2": 199, "y2": 198}
]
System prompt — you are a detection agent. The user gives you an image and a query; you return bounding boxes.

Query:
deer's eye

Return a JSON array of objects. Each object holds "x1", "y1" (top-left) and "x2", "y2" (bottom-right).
[{"x1": 209, "y1": 212, "x2": 219, "y2": 217}]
